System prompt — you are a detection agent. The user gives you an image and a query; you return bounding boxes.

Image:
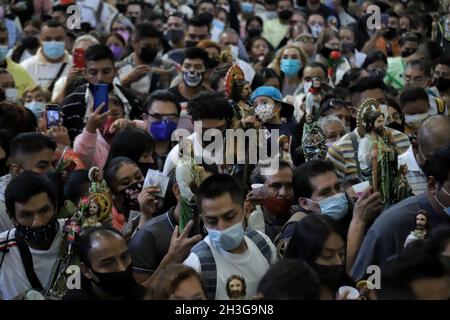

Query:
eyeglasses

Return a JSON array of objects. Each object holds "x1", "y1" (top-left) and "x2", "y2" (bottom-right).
[{"x1": 296, "y1": 35, "x2": 314, "y2": 43}]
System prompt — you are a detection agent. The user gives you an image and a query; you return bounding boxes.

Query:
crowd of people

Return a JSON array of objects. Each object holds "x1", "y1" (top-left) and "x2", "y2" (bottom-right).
[{"x1": 0, "y1": 0, "x2": 450, "y2": 300}]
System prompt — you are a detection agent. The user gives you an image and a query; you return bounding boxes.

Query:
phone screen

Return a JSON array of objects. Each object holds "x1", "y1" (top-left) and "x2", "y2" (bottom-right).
[
  {"x1": 47, "y1": 109, "x2": 60, "y2": 128},
  {"x1": 74, "y1": 48, "x2": 85, "y2": 69},
  {"x1": 93, "y1": 83, "x2": 109, "y2": 113}
]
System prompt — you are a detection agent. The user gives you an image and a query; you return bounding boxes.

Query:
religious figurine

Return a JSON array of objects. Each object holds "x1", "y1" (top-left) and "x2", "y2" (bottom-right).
[
  {"x1": 279, "y1": 135, "x2": 293, "y2": 165},
  {"x1": 82, "y1": 198, "x2": 102, "y2": 228},
  {"x1": 393, "y1": 164, "x2": 414, "y2": 202},
  {"x1": 357, "y1": 98, "x2": 406, "y2": 207},
  {"x1": 404, "y1": 210, "x2": 428, "y2": 248},
  {"x1": 305, "y1": 76, "x2": 323, "y2": 118},
  {"x1": 356, "y1": 280, "x2": 371, "y2": 300},
  {"x1": 301, "y1": 113, "x2": 327, "y2": 161}
]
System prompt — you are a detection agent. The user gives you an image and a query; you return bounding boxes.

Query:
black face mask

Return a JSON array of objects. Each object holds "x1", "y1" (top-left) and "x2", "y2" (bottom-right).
[
  {"x1": 278, "y1": 9, "x2": 293, "y2": 21},
  {"x1": 399, "y1": 28, "x2": 408, "y2": 36},
  {"x1": 433, "y1": 77, "x2": 450, "y2": 92},
  {"x1": 165, "y1": 29, "x2": 184, "y2": 43},
  {"x1": 310, "y1": 263, "x2": 345, "y2": 291},
  {"x1": 120, "y1": 181, "x2": 143, "y2": 211},
  {"x1": 401, "y1": 48, "x2": 416, "y2": 58},
  {"x1": 16, "y1": 215, "x2": 58, "y2": 245},
  {"x1": 91, "y1": 265, "x2": 140, "y2": 298},
  {"x1": 341, "y1": 42, "x2": 354, "y2": 54},
  {"x1": 116, "y1": 4, "x2": 127, "y2": 13},
  {"x1": 198, "y1": 12, "x2": 214, "y2": 25},
  {"x1": 320, "y1": 46, "x2": 335, "y2": 58},
  {"x1": 127, "y1": 16, "x2": 137, "y2": 25},
  {"x1": 387, "y1": 121, "x2": 405, "y2": 133},
  {"x1": 384, "y1": 27, "x2": 397, "y2": 40},
  {"x1": 21, "y1": 36, "x2": 39, "y2": 50},
  {"x1": 185, "y1": 40, "x2": 198, "y2": 48},
  {"x1": 139, "y1": 47, "x2": 158, "y2": 64},
  {"x1": 247, "y1": 28, "x2": 262, "y2": 39}
]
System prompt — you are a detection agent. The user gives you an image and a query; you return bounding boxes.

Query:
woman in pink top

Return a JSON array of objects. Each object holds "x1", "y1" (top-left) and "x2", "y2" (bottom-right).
[{"x1": 73, "y1": 94, "x2": 125, "y2": 169}]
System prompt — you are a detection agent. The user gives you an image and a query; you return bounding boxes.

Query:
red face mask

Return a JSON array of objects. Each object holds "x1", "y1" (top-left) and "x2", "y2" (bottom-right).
[{"x1": 263, "y1": 196, "x2": 293, "y2": 216}]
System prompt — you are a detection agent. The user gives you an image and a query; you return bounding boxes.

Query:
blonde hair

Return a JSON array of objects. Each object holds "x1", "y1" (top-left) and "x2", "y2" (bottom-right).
[
  {"x1": 272, "y1": 45, "x2": 308, "y2": 78},
  {"x1": 22, "y1": 85, "x2": 51, "y2": 102}
]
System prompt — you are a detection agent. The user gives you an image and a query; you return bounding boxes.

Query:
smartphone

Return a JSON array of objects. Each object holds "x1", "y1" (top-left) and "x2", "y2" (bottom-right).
[
  {"x1": 381, "y1": 13, "x2": 389, "y2": 27},
  {"x1": 46, "y1": 104, "x2": 60, "y2": 129},
  {"x1": 73, "y1": 48, "x2": 85, "y2": 69},
  {"x1": 93, "y1": 83, "x2": 109, "y2": 113}
]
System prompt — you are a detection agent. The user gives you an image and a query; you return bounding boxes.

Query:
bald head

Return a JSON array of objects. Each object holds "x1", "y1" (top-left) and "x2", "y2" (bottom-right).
[{"x1": 417, "y1": 115, "x2": 450, "y2": 158}]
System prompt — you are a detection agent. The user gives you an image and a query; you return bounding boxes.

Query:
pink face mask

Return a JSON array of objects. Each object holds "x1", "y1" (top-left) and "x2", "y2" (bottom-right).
[{"x1": 117, "y1": 30, "x2": 130, "y2": 43}]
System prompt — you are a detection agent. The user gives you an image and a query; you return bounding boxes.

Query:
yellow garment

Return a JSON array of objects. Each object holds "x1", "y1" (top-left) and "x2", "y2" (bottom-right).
[
  {"x1": 262, "y1": 19, "x2": 288, "y2": 48},
  {"x1": 6, "y1": 57, "x2": 35, "y2": 98}
]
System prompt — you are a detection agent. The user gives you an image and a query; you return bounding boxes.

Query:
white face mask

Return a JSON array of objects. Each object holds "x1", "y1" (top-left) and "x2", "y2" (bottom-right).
[
  {"x1": 4, "y1": 88, "x2": 17, "y2": 102},
  {"x1": 310, "y1": 23, "x2": 323, "y2": 38},
  {"x1": 255, "y1": 103, "x2": 275, "y2": 122},
  {"x1": 405, "y1": 113, "x2": 429, "y2": 129},
  {"x1": 303, "y1": 81, "x2": 312, "y2": 93}
]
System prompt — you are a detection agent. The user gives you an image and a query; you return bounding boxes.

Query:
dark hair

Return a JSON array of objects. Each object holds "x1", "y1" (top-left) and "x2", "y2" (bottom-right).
[
  {"x1": 285, "y1": 214, "x2": 343, "y2": 262},
  {"x1": 421, "y1": 142, "x2": 450, "y2": 185},
  {"x1": 318, "y1": 97, "x2": 347, "y2": 118},
  {"x1": 416, "y1": 41, "x2": 442, "y2": 64},
  {"x1": 5, "y1": 171, "x2": 57, "y2": 218},
  {"x1": 338, "y1": 68, "x2": 365, "y2": 89},
  {"x1": 0, "y1": 102, "x2": 32, "y2": 137},
  {"x1": 362, "y1": 50, "x2": 388, "y2": 69},
  {"x1": 304, "y1": 62, "x2": 328, "y2": 79},
  {"x1": 10, "y1": 132, "x2": 56, "y2": 163},
  {"x1": 257, "y1": 67, "x2": 283, "y2": 89},
  {"x1": 197, "y1": 174, "x2": 244, "y2": 210},
  {"x1": 42, "y1": 19, "x2": 67, "y2": 33},
  {"x1": 104, "y1": 157, "x2": 137, "y2": 191},
  {"x1": 85, "y1": 44, "x2": 114, "y2": 63},
  {"x1": 181, "y1": 46, "x2": 209, "y2": 66},
  {"x1": 245, "y1": 16, "x2": 263, "y2": 32},
  {"x1": 257, "y1": 259, "x2": 320, "y2": 300},
  {"x1": 433, "y1": 55, "x2": 450, "y2": 70},
  {"x1": 0, "y1": 129, "x2": 11, "y2": 160},
  {"x1": 145, "y1": 90, "x2": 181, "y2": 115},
  {"x1": 350, "y1": 76, "x2": 386, "y2": 95},
  {"x1": 250, "y1": 160, "x2": 293, "y2": 185},
  {"x1": 108, "y1": 127, "x2": 155, "y2": 164},
  {"x1": 400, "y1": 87, "x2": 429, "y2": 110},
  {"x1": 378, "y1": 242, "x2": 448, "y2": 299},
  {"x1": 209, "y1": 63, "x2": 233, "y2": 91},
  {"x1": 188, "y1": 92, "x2": 234, "y2": 121},
  {"x1": 64, "y1": 169, "x2": 90, "y2": 204},
  {"x1": 149, "y1": 264, "x2": 208, "y2": 299},
  {"x1": 226, "y1": 274, "x2": 246, "y2": 298},
  {"x1": 77, "y1": 227, "x2": 124, "y2": 266},
  {"x1": 187, "y1": 17, "x2": 210, "y2": 32},
  {"x1": 405, "y1": 60, "x2": 431, "y2": 78},
  {"x1": 133, "y1": 22, "x2": 162, "y2": 42},
  {"x1": 292, "y1": 160, "x2": 336, "y2": 199}
]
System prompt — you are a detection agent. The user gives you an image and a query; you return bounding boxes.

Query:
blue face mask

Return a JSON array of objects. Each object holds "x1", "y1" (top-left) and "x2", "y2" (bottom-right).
[
  {"x1": 25, "y1": 101, "x2": 46, "y2": 119},
  {"x1": 42, "y1": 41, "x2": 65, "y2": 60},
  {"x1": 280, "y1": 58, "x2": 301, "y2": 77},
  {"x1": 0, "y1": 45, "x2": 8, "y2": 61},
  {"x1": 241, "y1": 2, "x2": 254, "y2": 14},
  {"x1": 206, "y1": 219, "x2": 245, "y2": 251},
  {"x1": 212, "y1": 19, "x2": 225, "y2": 31},
  {"x1": 149, "y1": 119, "x2": 177, "y2": 142},
  {"x1": 309, "y1": 192, "x2": 349, "y2": 220}
]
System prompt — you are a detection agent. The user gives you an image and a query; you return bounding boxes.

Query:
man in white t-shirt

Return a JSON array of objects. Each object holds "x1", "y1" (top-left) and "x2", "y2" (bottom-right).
[
  {"x1": 184, "y1": 174, "x2": 277, "y2": 300},
  {"x1": 20, "y1": 19, "x2": 72, "y2": 93},
  {"x1": 0, "y1": 171, "x2": 64, "y2": 300}
]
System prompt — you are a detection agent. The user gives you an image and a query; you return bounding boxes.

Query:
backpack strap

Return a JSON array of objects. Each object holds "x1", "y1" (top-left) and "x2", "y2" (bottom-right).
[
  {"x1": 14, "y1": 230, "x2": 44, "y2": 291},
  {"x1": 245, "y1": 228, "x2": 272, "y2": 265},
  {"x1": 191, "y1": 241, "x2": 217, "y2": 300},
  {"x1": 349, "y1": 132, "x2": 362, "y2": 180},
  {"x1": 48, "y1": 62, "x2": 67, "y2": 94}
]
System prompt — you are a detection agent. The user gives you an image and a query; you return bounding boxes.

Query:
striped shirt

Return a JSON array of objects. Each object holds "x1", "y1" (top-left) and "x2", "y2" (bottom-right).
[
  {"x1": 326, "y1": 128, "x2": 410, "y2": 180},
  {"x1": 398, "y1": 145, "x2": 427, "y2": 195}
]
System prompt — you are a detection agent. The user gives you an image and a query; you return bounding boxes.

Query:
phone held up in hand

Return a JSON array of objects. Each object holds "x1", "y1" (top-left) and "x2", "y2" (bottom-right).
[
  {"x1": 93, "y1": 83, "x2": 109, "y2": 114},
  {"x1": 46, "y1": 104, "x2": 61, "y2": 129}
]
